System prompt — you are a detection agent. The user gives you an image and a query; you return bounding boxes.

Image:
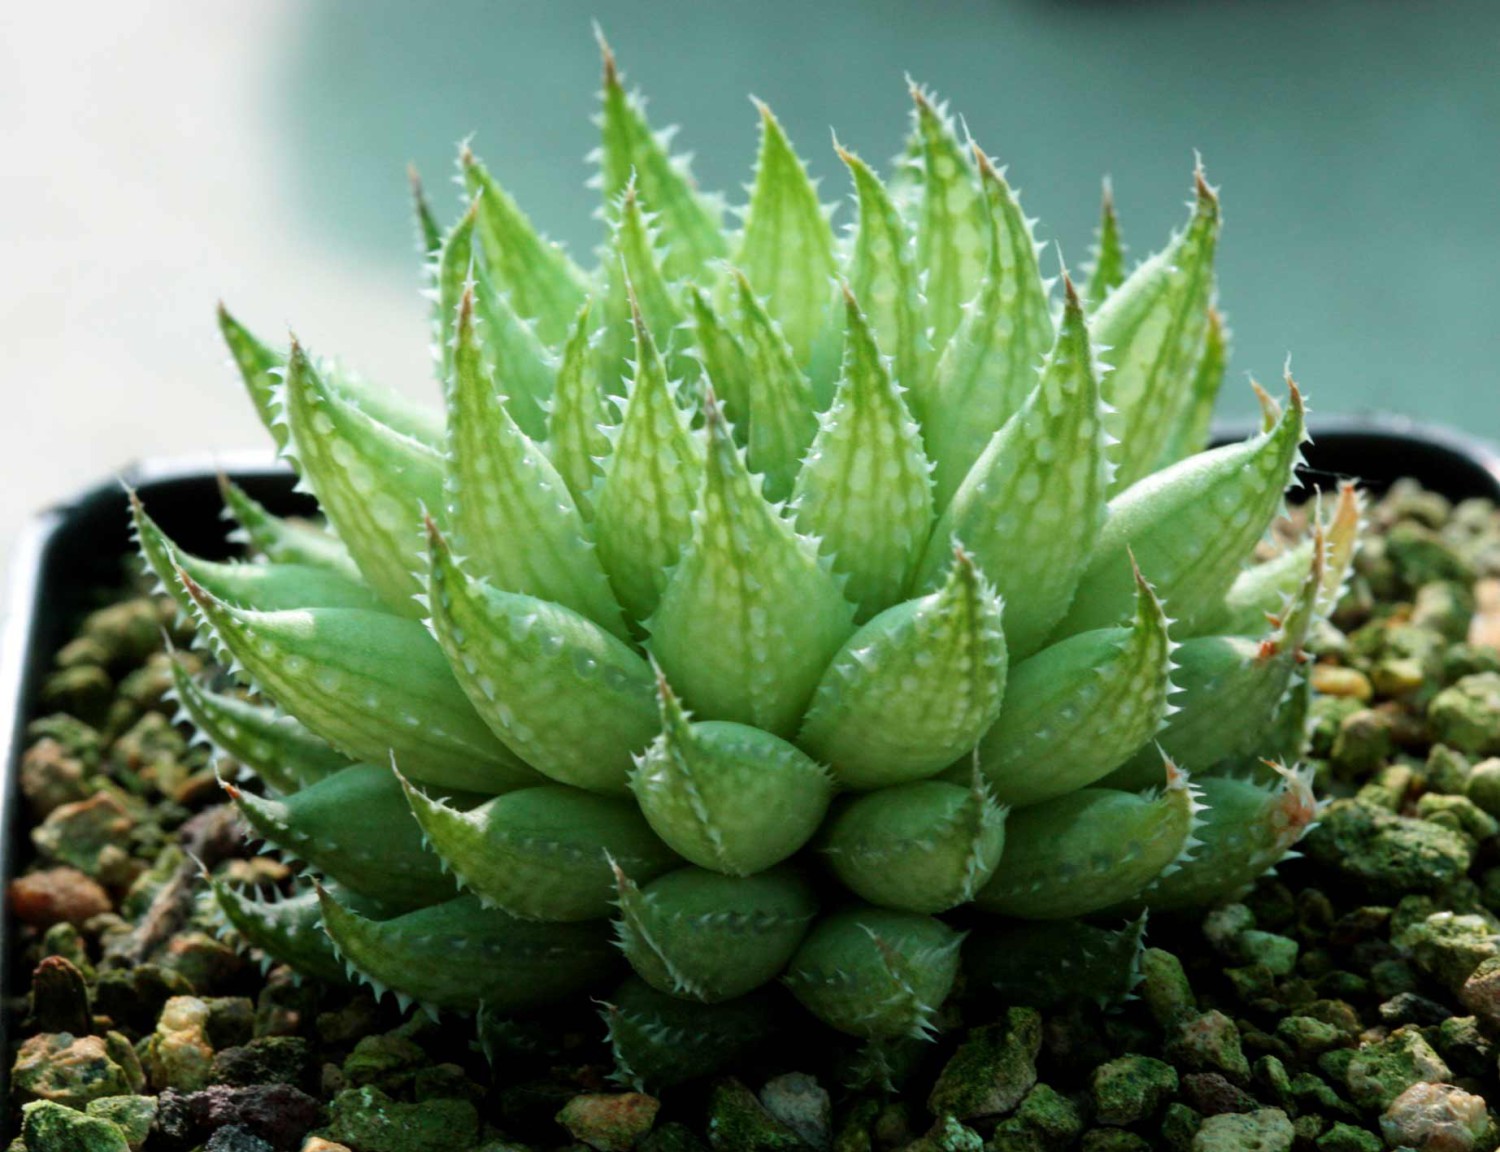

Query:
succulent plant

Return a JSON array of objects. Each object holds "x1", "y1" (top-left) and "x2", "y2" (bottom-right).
[{"x1": 138, "y1": 37, "x2": 1356, "y2": 1084}]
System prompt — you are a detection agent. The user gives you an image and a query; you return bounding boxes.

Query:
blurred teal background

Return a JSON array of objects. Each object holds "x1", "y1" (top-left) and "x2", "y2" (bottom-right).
[{"x1": 3, "y1": 0, "x2": 1499, "y2": 561}]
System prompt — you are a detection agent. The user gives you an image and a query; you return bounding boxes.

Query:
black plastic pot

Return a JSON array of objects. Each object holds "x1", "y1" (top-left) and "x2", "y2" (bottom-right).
[{"x1": 2, "y1": 420, "x2": 1499, "y2": 1106}]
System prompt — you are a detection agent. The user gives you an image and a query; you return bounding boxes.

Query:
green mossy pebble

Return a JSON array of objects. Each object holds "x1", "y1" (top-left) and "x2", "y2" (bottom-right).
[
  {"x1": 1235, "y1": 932, "x2": 1298, "y2": 976},
  {"x1": 1254, "y1": 1056, "x2": 1294, "y2": 1112},
  {"x1": 1465, "y1": 758, "x2": 1500, "y2": 816},
  {"x1": 556, "y1": 1092, "x2": 661, "y2": 1151},
  {"x1": 1397, "y1": 911, "x2": 1500, "y2": 992},
  {"x1": 758, "y1": 1073, "x2": 830, "y2": 1149},
  {"x1": 1415, "y1": 792, "x2": 1499, "y2": 839},
  {"x1": 1080, "y1": 1130, "x2": 1152, "y2": 1152},
  {"x1": 83, "y1": 1096, "x2": 156, "y2": 1151},
  {"x1": 1425, "y1": 745, "x2": 1473, "y2": 794},
  {"x1": 1274, "y1": 1016, "x2": 1347, "y2": 1058},
  {"x1": 1314, "y1": 1123, "x2": 1382, "y2": 1152},
  {"x1": 926, "y1": 1007, "x2": 1041, "y2": 1121},
  {"x1": 1428, "y1": 674, "x2": 1500, "y2": 756},
  {"x1": 19, "y1": 1101, "x2": 130, "y2": 1152},
  {"x1": 1203, "y1": 906, "x2": 1256, "y2": 953},
  {"x1": 1091, "y1": 1055, "x2": 1179, "y2": 1125},
  {"x1": 1342, "y1": 1027, "x2": 1451, "y2": 1113},
  {"x1": 342, "y1": 1033, "x2": 429, "y2": 1092},
  {"x1": 11, "y1": 1032, "x2": 144, "y2": 1108},
  {"x1": 705, "y1": 1079, "x2": 807, "y2": 1151},
  {"x1": 1302, "y1": 799, "x2": 1473, "y2": 897},
  {"x1": 902, "y1": 1116, "x2": 984, "y2": 1152},
  {"x1": 1140, "y1": 948, "x2": 1198, "y2": 1028},
  {"x1": 1289, "y1": 1073, "x2": 1358, "y2": 1120},
  {"x1": 639, "y1": 1122, "x2": 709, "y2": 1152},
  {"x1": 1166, "y1": 1011, "x2": 1250, "y2": 1083},
  {"x1": 1330, "y1": 710, "x2": 1394, "y2": 775},
  {"x1": 1162, "y1": 1104, "x2": 1203, "y2": 1152},
  {"x1": 1191, "y1": 1108, "x2": 1293, "y2": 1152},
  {"x1": 323, "y1": 1085, "x2": 481, "y2": 1152}
]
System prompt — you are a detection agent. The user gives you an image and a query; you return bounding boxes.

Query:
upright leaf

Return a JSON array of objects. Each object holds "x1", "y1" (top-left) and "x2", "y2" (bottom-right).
[
  {"x1": 838, "y1": 142, "x2": 924, "y2": 398},
  {"x1": 443, "y1": 287, "x2": 628, "y2": 639},
  {"x1": 218, "y1": 476, "x2": 359, "y2": 581},
  {"x1": 280, "y1": 340, "x2": 444, "y2": 617},
  {"x1": 593, "y1": 308, "x2": 704, "y2": 623},
  {"x1": 916, "y1": 279, "x2": 1106, "y2": 657},
  {"x1": 792, "y1": 284, "x2": 934, "y2": 621},
  {"x1": 600, "y1": 181, "x2": 693, "y2": 385},
  {"x1": 737, "y1": 100, "x2": 838, "y2": 373},
  {"x1": 1095, "y1": 167, "x2": 1221, "y2": 491},
  {"x1": 1154, "y1": 307, "x2": 1229, "y2": 471},
  {"x1": 648, "y1": 397, "x2": 855, "y2": 736},
  {"x1": 596, "y1": 32, "x2": 726, "y2": 281},
  {"x1": 685, "y1": 285, "x2": 754, "y2": 439},
  {"x1": 461, "y1": 145, "x2": 588, "y2": 346},
  {"x1": 920, "y1": 146, "x2": 1054, "y2": 507},
  {"x1": 1083, "y1": 178, "x2": 1126, "y2": 309}
]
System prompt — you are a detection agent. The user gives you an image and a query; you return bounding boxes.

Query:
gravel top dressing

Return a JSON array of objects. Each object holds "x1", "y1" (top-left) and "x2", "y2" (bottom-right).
[{"x1": 8, "y1": 477, "x2": 1500, "y2": 1152}]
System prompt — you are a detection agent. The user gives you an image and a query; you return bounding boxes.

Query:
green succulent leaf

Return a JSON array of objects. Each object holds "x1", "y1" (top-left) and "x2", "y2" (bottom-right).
[
  {"x1": 402, "y1": 780, "x2": 679, "y2": 921},
  {"x1": 1154, "y1": 307, "x2": 1228, "y2": 471},
  {"x1": 218, "y1": 476, "x2": 360, "y2": 581},
  {"x1": 443, "y1": 287, "x2": 628, "y2": 638},
  {"x1": 630, "y1": 675, "x2": 833, "y2": 876},
  {"x1": 613, "y1": 863, "x2": 818, "y2": 1002},
  {"x1": 593, "y1": 309, "x2": 704, "y2": 623},
  {"x1": 974, "y1": 761, "x2": 1203, "y2": 918},
  {"x1": 1083, "y1": 179, "x2": 1126, "y2": 310},
  {"x1": 921, "y1": 147, "x2": 1054, "y2": 508},
  {"x1": 1057, "y1": 380, "x2": 1307, "y2": 638},
  {"x1": 839, "y1": 142, "x2": 925, "y2": 401},
  {"x1": 1119, "y1": 765, "x2": 1317, "y2": 913},
  {"x1": 168, "y1": 657, "x2": 348, "y2": 795},
  {"x1": 602, "y1": 976, "x2": 780, "y2": 1091},
  {"x1": 596, "y1": 34, "x2": 727, "y2": 283},
  {"x1": 737, "y1": 100, "x2": 839, "y2": 377},
  {"x1": 599, "y1": 181, "x2": 695, "y2": 389},
  {"x1": 821, "y1": 776, "x2": 1006, "y2": 913},
  {"x1": 280, "y1": 340, "x2": 444, "y2": 617},
  {"x1": 435, "y1": 202, "x2": 556, "y2": 442},
  {"x1": 179, "y1": 577, "x2": 539, "y2": 794},
  {"x1": 729, "y1": 269, "x2": 822, "y2": 501},
  {"x1": 320, "y1": 887, "x2": 615, "y2": 1014},
  {"x1": 210, "y1": 878, "x2": 357, "y2": 986},
  {"x1": 649, "y1": 399, "x2": 855, "y2": 736},
  {"x1": 908, "y1": 84, "x2": 989, "y2": 359},
  {"x1": 546, "y1": 301, "x2": 613, "y2": 516},
  {"x1": 425, "y1": 523, "x2": 656, "y2": 795},
  {"x1": 917, "y1": 279, "x2": 1106, "y2": 657},
  {"x1": 799, "y1": 546, "x2": 1006, "y2": 789},
  {"x1": 974, "y1": 563, "x2": 1174, "y2": 807},
  {"x1": 133, "y1": 492, "x2": 383, "y2": 619},
  {"x1": 783, "y1": 906, "x2": 965, "y2": 1040},
  {"x1": 408, "y1": 166, "x2": 444, "y2": 258},
  {"x1": 228, "y1": 763, "x2": 460, "y2": 912},
  {"x1": 792, "y1": 284, "x2": 934, "y2": 622},
  {"x1": 966, "y1": 913, "x2": 1148, "y2": 1010},
  {"x1": 1095, "y1": 169, "x2": 1221, "y2": 492},
  {"x1": 684, "y1": 284, "x2": 754, "y2": 438},
  {"x1": 218, "y1": 305, "x2": 290, "y2": 453},
  {"x1": 460, "y1": 145, "x2": 589, "y2": 346}
]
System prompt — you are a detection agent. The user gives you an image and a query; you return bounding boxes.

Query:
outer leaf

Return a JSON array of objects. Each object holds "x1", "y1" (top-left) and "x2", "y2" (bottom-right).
[
  {"x1": 425, "y1": 522, "x2": 657, "y2": 795},
  {"x1": 975, "y1": 565, "x2": 1173, "y2": 807},
  {"x1": 1095, "y1": 169, "x2": 1221, "y2": 491},
  {"x1": 227, "y1": 764, "x2": 457, "y2": 912},
  {"x1": 435, "y1": 203, "x2": 555, "y2": 441},
  {"x1": 546, "y1": 302, "x2": 613, "y2": 515},
  {"x1": 133, "y1": 493, "x2": 383, "y2": 618},
  {"x1": 973, "y1": 762, "x2": 1203, "y2": 918},
  {"x1": 168, "y1": 657, "x2": 348, "y2": 795},
  {"x1": 443, "y1": 287, "x2": 628, "y2": 638},
  {"x1": 179, "y1": 576, "x2": 539, "y2": 794},
  {"x1": 965, "y1": 914, "x2": 1147, "y2": 1011},
  {"x1": 211, "y1": 880, "x2": 353, "y2": 986},
  {"x1": 792, "y1": 284, "x2": 934, "y2": 622},
  {"x1": 798, "y1": 547, "x2": 1006, "y2": 790},
  {"x1": 908, "y1": 84, "x2": 988, "y2": 358},
  {"x1": 737, "y1": 100, "x2": 838, "y2": 373},
  {"x1": 916, "y1": 279, "x2": 1106, "y2": 657},
  {"x1": 783, "y1": 907, "x2": 964, "y2": 1041},
  {"x1": 280, "y1": 340, "x2": 444, "y2": 617},
  {"x1": 218, "y1": 477, "x2": 360, "y2": 581},
  {"x1": 219, "y1": 306, "x2": 444, "y2": 450},
  {"x1": 629, "y1": 675, "x2": 832, "y2": 876},
  {"x1": 592, "y1": 307, "x2": 704, "y2": 623},
  {"x1": 320, "y1": 888, "x2": 615, "y2": 1014},
  {"x1": 1154, "y1": 307, "x2": 1228, "y2": 471},
  {"x1": 685, "y1": 284, "x2": 754, "y2": 437},
  {"x1": 600, "y1": 181, "x2": 691, "y2": 387},
  {"x1": 613, "y1": 864, "x2": 817, "y2": 1002},
  {"x1": 821, "y1": 777, "x2": 1006, "y2": 913},
  {"x1": 402, "y1": 782, "x2": 679, "y2": 921},
  {"x1": 596, "y1": 33, "x2": 727, "y2": 282},
  {"x1": 921, "y1": 147, "x2": 1054, "y2": 508},
  {"x1": 1056, "y1": 380, "x2": 1307, "y2": 638},
  {"x1": 649, "y1": 397, "x2": 855, "y2": 735},
  {"x1": 838, "y1": 142, "x2": 924, "y2": 398},
  {"x1": 603, "y1": 976, "x2": 779, "y2": 1091},
  {"x1": 461, "y1": 145, "x2": 588, "y2": 346},
  {"x1": 1083, "y1": 178, "x2": 1126, "y2": 309},
  {"x1": 1118, "y1": 765, "x2": 1316, "y2": 913}
]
